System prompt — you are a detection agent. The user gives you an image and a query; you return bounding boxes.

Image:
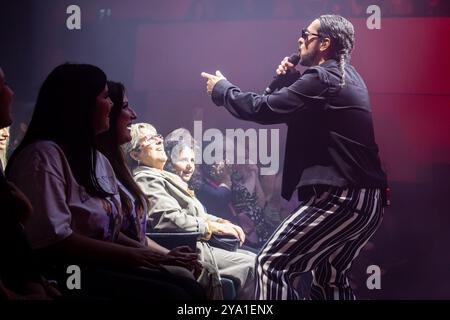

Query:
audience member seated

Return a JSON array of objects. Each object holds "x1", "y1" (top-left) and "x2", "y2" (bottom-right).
[
  {"x1": 192, "y1": 161, "x2": 239, "y2": 225},
  {"x1": 6, "y1": 64, "x2": 205, "y2": 300},
  {"x1": 165, "y1": 129, "x2": 237, "y2": 224},
  {"x1": 231, "y1": 163, "x2": 275, "y2": 249},
  {"x1": 0, "y1": 127, "x2": 9, "y2": 171},
  {"x1": 96, "y1": 81, "x2": 211, "y2": 292},
  {"x1": 126, "y1": 123, "x2": 256, "y2": 299},
  {"x1": 0, "y1": 66, "x2": 58, "y2": 300}
]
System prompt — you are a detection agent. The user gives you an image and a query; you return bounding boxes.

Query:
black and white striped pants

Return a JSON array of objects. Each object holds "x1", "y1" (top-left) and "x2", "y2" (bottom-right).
[{"x1": 255, "y1": 186, "x2": 384, "y2": 300}]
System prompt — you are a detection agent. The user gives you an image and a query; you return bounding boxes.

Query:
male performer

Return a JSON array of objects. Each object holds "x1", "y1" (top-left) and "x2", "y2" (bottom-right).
[{"x1": 201, "y1": 14, "x2": 388, "y2": 300}]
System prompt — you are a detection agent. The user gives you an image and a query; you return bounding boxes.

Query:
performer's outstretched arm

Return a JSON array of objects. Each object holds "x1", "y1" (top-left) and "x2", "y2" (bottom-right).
[{"x1": 201, "y1": 68, "x2": 327, "y2": 125}]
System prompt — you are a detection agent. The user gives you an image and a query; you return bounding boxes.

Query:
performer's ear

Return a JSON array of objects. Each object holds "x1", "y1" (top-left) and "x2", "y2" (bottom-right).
[{"x1": 320, "y1": 37, "x2": 331, "y2": 52}]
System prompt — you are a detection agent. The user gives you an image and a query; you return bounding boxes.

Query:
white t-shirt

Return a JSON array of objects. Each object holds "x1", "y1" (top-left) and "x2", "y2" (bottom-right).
[{"x1": 7, "y1": 141, "x2": 122, "y2": 249}]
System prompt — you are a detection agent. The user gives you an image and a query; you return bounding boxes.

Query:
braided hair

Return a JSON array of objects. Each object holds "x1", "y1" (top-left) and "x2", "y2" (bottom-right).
[{"x1": 318, "y1": 15, "x2": 355, "y2": 88}]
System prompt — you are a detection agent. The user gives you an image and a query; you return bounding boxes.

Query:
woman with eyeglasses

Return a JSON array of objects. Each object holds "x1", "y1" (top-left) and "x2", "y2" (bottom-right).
[{"x1": 126, "y1": 123, "x2": 256, "y2": 300}]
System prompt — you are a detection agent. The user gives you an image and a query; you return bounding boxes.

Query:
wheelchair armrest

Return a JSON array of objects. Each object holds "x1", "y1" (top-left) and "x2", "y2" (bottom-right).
[{"x1": 146, "y1": 232, "x2": 202, "y2": 251}]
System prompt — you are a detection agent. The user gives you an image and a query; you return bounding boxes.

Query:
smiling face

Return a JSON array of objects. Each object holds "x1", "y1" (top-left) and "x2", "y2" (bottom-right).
[
  {"x1": 171, "y1": 146, "x2": 196, "y2": 182},
  {"x1": 134, "y1": 127, "x2": 167, "y2": 170},
  {"x1": 0, "y1": 127, "x2": 9, "y2": 151},
  {"x1": 116, "y1": 93, "x2": 137, "y2": 145}
]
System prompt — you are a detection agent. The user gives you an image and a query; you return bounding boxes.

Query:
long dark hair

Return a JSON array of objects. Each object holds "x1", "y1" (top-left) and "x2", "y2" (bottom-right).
[
  {"x1": 96, "y1": 81, "x2": 148, "y2": 223},
  {"x1": 318, "y1": 14, "x2": 355, "y2": 87},
  {"x1": 6, "y1": 63, "x2": 112, "y2": 197}
]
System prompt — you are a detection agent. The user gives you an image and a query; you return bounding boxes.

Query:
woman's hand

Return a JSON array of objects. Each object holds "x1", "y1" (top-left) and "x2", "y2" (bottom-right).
[
  {"x1": 228, "y1": 223, "x2": 245, "y2": 245},
  {"x1": 129, "y1": 247, "x2": 203, "y2": 277},
  {"x1": 128, "y1": 248, "x2": 173, "y2": 270},
  {"x1": 167, "y1": 247, "x2": 202, "y2": 278},
  {"x1": 209, "y1": 221, "x2": 245, "y2": 246},
  {"x1": 168, "y1": 245, "x2": 197, "y2": 261}
]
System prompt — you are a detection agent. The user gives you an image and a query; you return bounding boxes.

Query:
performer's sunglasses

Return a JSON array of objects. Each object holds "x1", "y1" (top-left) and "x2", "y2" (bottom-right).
[{"x1": 301, "y1": 28, "x2": 322, "y2": 41}]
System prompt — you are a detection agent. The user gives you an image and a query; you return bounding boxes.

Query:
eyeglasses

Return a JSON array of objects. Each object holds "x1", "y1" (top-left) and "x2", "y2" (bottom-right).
[
  {"x1": 134, "y1": 133, "x2": 163, "y2": 152},
  {"x1": 301, "y1": 28, "x2": 322, "y2": 41},
  {"x1": 144, "y1": 133, "x2": 163, "y2": 144}
]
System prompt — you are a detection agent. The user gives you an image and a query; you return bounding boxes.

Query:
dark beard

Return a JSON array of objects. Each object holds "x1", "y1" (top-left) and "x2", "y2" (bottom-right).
[{"x1": 299, "y1": 48, "x2": 319, "y2": 67}]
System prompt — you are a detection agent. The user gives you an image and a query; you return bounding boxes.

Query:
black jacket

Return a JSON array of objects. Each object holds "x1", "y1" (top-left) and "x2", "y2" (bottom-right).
[{"x1": 211, "y1": 59, "x2": 387, "y2": 200}]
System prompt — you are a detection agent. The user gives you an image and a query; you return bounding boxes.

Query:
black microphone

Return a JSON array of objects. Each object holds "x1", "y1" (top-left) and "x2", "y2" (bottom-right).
[{"x1": 263, "y1": 53, "x2": 300, "y2": 95}]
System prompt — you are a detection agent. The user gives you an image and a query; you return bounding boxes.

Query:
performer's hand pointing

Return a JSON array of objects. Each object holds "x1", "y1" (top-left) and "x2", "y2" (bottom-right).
[{"x1": 201, "y1": 70, "x2": 227, "y2": 95}]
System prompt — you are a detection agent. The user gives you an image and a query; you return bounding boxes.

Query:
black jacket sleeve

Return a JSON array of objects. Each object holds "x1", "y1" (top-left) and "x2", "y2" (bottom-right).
[{"x1": 211, "y1": 68, "x2": 328, "y2": 125}]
